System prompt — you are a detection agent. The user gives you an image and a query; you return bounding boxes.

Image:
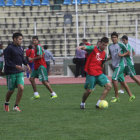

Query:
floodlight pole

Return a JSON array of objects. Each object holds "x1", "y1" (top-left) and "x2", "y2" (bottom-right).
[
  {"x1": 34, "y1": 22, "x2": 37, "y2": 35},
  {"x1": 64, "y1": 24, "x2": 67, "y2": 58},
  {"x1": 75, "y1": 0, "x2": 79, "y2": 47},
  {"x1": 135, "y1": 19, "x2": 138, "y2": 54}
]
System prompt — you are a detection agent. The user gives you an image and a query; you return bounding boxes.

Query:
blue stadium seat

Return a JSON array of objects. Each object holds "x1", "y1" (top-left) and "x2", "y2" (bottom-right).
[
  {"x1": 15, "y1": 0, "x2": 23, "y2": 6},
  {"x1": 6, "y1": 0, "x2": 14, "y2": 6},
  {"x1": 116, "y1": 0, "x2": 124, "y2": 2},
  {"x1": 89, "y1": 0, "x2": 98, "y2": 3},
  {"x1": 108, "y1": 0, "x2": 116, "y2": 3},
  {"x1": 41, "y1": 0, "x2": 49, "y2": 5},
  {"x1": 0, "y1": 0, "x2": 5, "y2": 6},
  {"x1": 81, "y1": 0, "x2": 89, "y2": 4},
  {"x1": 63, "y1": 0, "x2": 71, "y2": 5},
  {"x1": 72, "y1": 0, "x2": 80, "y2": 4},
  {"x1": 135, "y1": 0, "x2": 140, "y2": 1},
  {"x1": 33, "y1": 0, "x2": 40, "y2": 6},
  {"x1": 99, "y1": 0, "x2": 106, "y2": 3},
  {"x1": 24, "y1": 0, "x2": 32, "y2": 6},
  {"x1": 125, "y1": 0, "x2": 134, "y2": 1}
]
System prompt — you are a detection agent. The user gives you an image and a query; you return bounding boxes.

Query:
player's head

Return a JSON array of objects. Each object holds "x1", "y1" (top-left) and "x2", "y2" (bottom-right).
[
  {"x1": 12, "y1": 32, "x2": 23, "y2": 46},
  {"x1": 100, "y1": 37, "x2": 109, "y2": 51},
  {"x1": 97, "y1": 40, "x2": 102, "y2": 47},
  {"x1": 32, "y1": 36, "x2": 39, "y2": 46},
  {"x1": 121, "y1": 35, "x2": 128, "y2": 45},
  {"x1": 82, "y1": 39, "x2": 88, "y2": 44},
  {"x1": 43, "y1": 45, "x2": 48, "y2": 50},
  {"x1": 111, "y1": 32, "x2": 118, "y2": 44}
]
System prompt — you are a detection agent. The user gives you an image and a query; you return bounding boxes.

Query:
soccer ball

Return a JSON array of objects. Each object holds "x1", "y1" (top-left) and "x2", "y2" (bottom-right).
[{"x1": 99, "y1": 100, "x2": 108, "y2": 109}]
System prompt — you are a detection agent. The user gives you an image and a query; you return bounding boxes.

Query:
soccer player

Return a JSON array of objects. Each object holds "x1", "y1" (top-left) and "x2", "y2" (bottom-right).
[
  {"x1": 4, "y1": 32, "x2": 30, "y2": 112},
  {"x1": 79, "y1": 37, "x2": 112, "y2": 109},
  {"x1": 119, "y1": 35, "x2": 140, "y2": 88},
  {"x1": 29, "y1": 36, "x2": 57, "y2": 99},
  {"x1": 108, "y1": 32, "x2": 135, "y2": 102}
]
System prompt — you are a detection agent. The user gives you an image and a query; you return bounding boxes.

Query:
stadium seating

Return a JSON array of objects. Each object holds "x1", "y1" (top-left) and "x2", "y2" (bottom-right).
[
  {"x1": 89, "y1": 0, "x2": 98, "y2": 4},
  {"x1": 41, "y1": 0, "x2": 50, "y2": 5},
  {"x1": 15, "y1": 0, "x2": 23, "y2": 6},
  {"x1": 72, "y1": 0, "x2": 81, "y2": 4},
  {"x1": 81, "y1": 0, "x2": 89, "y2": 4},
  {"x1": 99, "y1": 0, "x2": 107, "y2": 3},
  {"x1": 32, "y1": 0, "x2": 40, "y2": 6},
  {"x1": 24, "y1": 0, "x2": 32, "y2": 6},
  {"x1": 116, "y1": 0, "x2": 125, "y2": 2},
  {"x1": 63, "y1": 0, "x2": 71, "y2": 5},
  {"x1": 6, "y1": 0, "x2": 14, "y2": 6},
  {"x1": 108, "y1": 0, "x2": 116, "y2": 3},
  {"x1": 0, "y1": 0, "x2": 5, "y2": 6}
]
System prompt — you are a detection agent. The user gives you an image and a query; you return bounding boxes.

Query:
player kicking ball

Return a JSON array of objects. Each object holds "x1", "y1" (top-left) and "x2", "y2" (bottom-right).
[
  {"x1": 78, "y1": 37, "x2": 112, "y2": 109},
  {"x1": 29, "y1": 36, "x2": 57, "y2": 99}
]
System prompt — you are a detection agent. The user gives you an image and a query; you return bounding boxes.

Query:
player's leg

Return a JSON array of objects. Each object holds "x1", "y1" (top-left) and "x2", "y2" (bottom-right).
[
  {"x1": 80, "y1": 75, "x2": 95, "y2": 109},
  {"x1": 39, "y1": 65, "x2": 57, "y2": 99},
  {"x1": 4, "y1": 74, "x2": 16, "y2": 112},
  {"x1": 29, "y1": 70, "x2": 40, "y2": 99},
  {"x1": 96, "y1": 74, "x2": 112, "y2": 108}
]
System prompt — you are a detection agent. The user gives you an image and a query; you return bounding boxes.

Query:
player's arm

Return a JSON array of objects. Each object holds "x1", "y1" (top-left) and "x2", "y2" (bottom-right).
[
  {"x1": 106, "y1": 47, "x2": 112, "y2": 61},
  {"x1": 132, "y1": 48, "x2": 135, "y2": 56},
  {"x1": 77, "y1": 45, "x2": 94, "y2": 54}
]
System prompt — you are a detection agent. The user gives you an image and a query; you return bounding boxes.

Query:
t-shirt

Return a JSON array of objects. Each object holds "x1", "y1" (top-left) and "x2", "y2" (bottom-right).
[
  {"x1": 108, "y1": 42, "x2": 128, "y2": 68},
  {"x1": 26, "y1": 49, "x2": 35, "y2": 63},
  {"x1": 84, "y1": 45, "x2": 106, "y2": 76},
  {"x1": 124, "y1": 43, "x2": 134, "y2": 66},
  {"x1": 0, "y1": 49, "x2": 4, "y2": 62},
  {"x1": 34, "y1": 45, "x2": 47, "y2": 70}
]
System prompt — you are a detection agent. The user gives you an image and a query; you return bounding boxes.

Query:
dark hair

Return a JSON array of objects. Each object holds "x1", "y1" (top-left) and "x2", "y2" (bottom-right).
[
  {"x1": 12, "y1": 32, "x2": 23, "y2": 40},
  {"x1": 111, "y1": 32, "x2": 118, "y2": 38},
  {"x1": 101, "y1": 37, "x2": 109, "y2": 43},
  {"x1": 121, "y1": 35, "x2": 128, "y2": 40},
  {"x1": 32, "y1": 36, "x2": 38, "y2": 40},
  {"x1": 28, "y1": 45, "x2": 33, "y2": 49},
  {"x1": 79, "y1": 43, "x2": 84, "y2": 46},
  {"x1": 82, "y1": 39, "x2": 87, "y2": 42},
  {"x1": 43, "y1": 45, "x2": 48, "y2": 50}
]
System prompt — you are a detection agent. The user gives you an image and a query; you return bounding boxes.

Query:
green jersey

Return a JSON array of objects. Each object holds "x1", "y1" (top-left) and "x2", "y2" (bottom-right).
[{"x1": 124, "y1": 43, "x2": 134, "y2": 66}]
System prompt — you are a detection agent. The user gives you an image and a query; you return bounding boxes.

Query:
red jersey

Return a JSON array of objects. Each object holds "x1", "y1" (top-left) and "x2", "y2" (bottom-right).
[
  {"x1": 84, "y1": 46, "x2": 106, "y2": 76},
  {"x1": 26, "y1": 49, "x2": 35, "y2": 63},
  {"x1": 34, "y1": 45, "x2": 47, "y2": 70}
]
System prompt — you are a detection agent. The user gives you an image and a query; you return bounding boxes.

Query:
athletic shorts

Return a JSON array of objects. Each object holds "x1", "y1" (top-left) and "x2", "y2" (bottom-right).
[
  {"x1": 112, "y1": 66, "x2": 125, "y2": 82},
  {"x1": 0, "y1": 61, "x2": 3, "y2": 70},
  {"x1": 6, "y1": 72, "x2": 24, "y2": 91},
  {"x1": 124, "y1": 65, "x2": 136, "y2": 77},
  {"x1": 84, "y1": 74, "x2": 110, "y2": 90},
  {"x1": 31, "y1": 65, "x2": 48, "y2": 82}
]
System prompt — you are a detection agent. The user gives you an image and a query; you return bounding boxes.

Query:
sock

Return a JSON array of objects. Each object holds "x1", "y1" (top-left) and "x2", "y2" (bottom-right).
[
  {"x1": 14, "y1": 104, "x2": 18, "y2": 107},
  {"x1": 51, "y1": 92, "x2": 56, "y2": 96},
  {"x1": 96, "y1": 100, "x2": 101, "y2": 106},
  {"x1": 5, "y1": 102, "x2": 9, "y2": 105},
  {"x1": 80, "y1": 102, "x2": 85, "y2": 105},
  {"x1": 34, "y1": 92, "x2": 39, "y2": 96}
]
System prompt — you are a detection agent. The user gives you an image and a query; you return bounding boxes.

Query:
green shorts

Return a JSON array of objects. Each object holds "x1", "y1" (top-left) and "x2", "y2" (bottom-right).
[
  {"x1": 124, "y1": 65, "x2": 136, "y2": 77},
  {"x1": 6, "y1": 72, "x2": 24, "y2": 91},
  {"x1": 0, "y1": 61, "x2": 3, "y2": 70},
  {"x1": 112, "y1": 66, "x2": 125, "y2": 82},
  {"x1": 31, "y1": 65, "x2": 48, "y2": 82},
  {"x1": 84, "y1": 74, "x2": 110, "y2": 90}
]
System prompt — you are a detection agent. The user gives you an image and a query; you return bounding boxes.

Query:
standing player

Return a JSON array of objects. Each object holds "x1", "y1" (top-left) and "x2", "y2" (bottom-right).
[
  {"x1": 79, "y1": 37, "x2": 112, "y2": 109},
  {"x1": 29, "y1": 36, "x2": 57, "y2": 99},
  {"x1": 4, "y1": 32, "x2": 30, "y2": 112},
  {"x1": 108, "y1": 32, "x2": 135, "y2": 102}
]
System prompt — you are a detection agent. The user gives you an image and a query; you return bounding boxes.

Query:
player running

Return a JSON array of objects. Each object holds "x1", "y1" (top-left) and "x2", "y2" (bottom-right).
[
  {"x1": 79, "y1": 37, "x2": 112, "y2": 109},
  {"x1": 29, "y1": 36, "x2": 57, "y2": 99},
  {"x1": 108, "y1": 32, "x2": 135, "y2": 103}
]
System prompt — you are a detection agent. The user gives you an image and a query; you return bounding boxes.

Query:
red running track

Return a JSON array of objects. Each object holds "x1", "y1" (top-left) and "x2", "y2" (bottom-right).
[{"x1": 0, "y1": 75, "x2": 140, "y2": 85}]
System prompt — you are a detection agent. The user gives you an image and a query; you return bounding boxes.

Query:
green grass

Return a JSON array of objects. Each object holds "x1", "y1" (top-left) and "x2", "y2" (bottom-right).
[{"x1": 0, "y1": 83, "x2": 140, "y2": 140}]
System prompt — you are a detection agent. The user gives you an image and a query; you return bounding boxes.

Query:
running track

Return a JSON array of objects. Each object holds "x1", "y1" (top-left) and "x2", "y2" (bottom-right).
[{"x1": 0, "y1": 76, "x2": 140, "y2": 85}]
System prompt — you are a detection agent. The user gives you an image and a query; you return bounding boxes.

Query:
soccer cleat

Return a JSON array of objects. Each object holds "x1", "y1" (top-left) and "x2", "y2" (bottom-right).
[
  {"x1": 118, "y1": 90, "x2": 124, "y2": 94},
  {"x1": 80, "y1": 103, "x2": 85, "y2": 109},
  {"x1": 51, "y1": 94, "x2": 58, "y2": 99},
  {"x1": 31, "y1": 94, "x2": 40, "y2": 100},
  {"x1": 4, "y1": 105, "x2": 9, "y2": 112},
  {"x1": 95, "y1": 105, "x2": 100, "y2": 109},
  {"x1": 13, "y1": 106, "x2": 21, "y2": 112},
  {"x1": 111, "y1": 97, "x2": 120, "y2": 103},
  {"x1": 129, "y1": 95, "x2": 135, "y2": 102}
]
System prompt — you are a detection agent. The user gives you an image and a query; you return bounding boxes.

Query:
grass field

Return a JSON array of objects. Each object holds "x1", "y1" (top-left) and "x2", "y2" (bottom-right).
[{"x1": 0, "y1": 83, "x2": 140, "y2": 140}]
